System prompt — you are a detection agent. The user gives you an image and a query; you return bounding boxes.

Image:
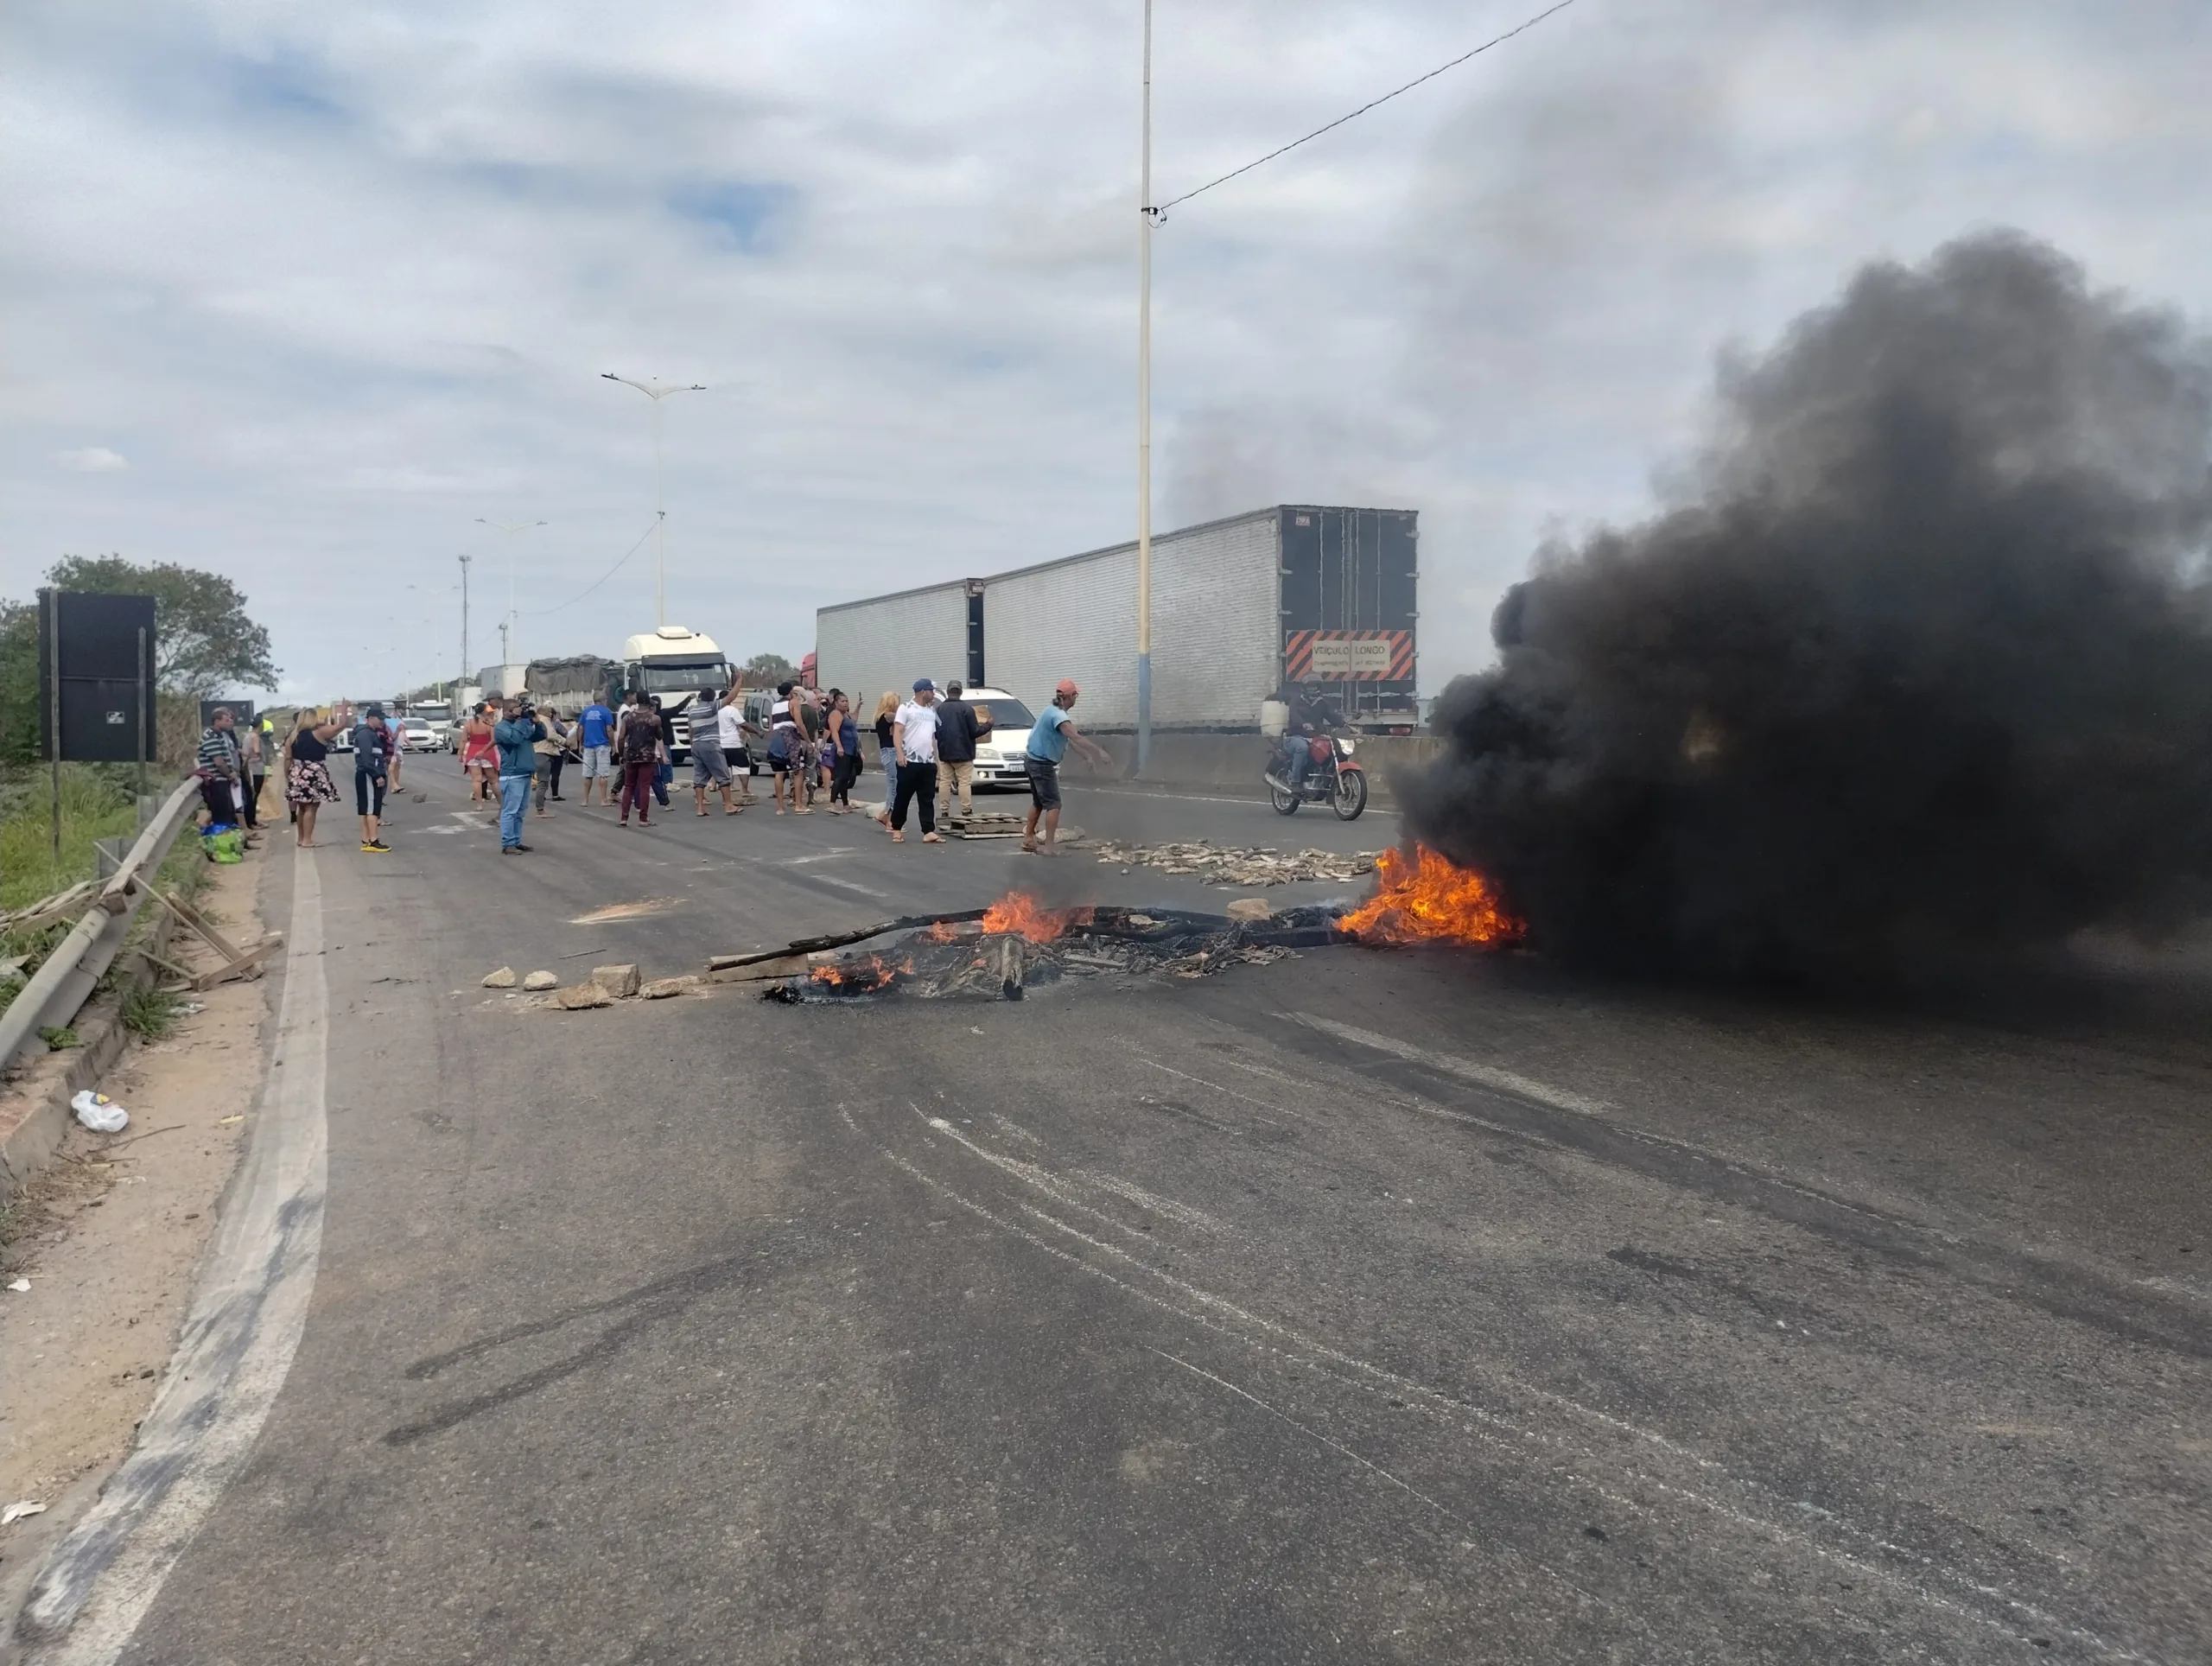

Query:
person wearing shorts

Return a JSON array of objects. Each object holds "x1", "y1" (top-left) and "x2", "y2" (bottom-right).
[
  {"x1": 351, "y1": 704, "x2": 392, "y2": 852},
  {"x1": 576, "y1": 694, "x2": 617, "y2": 805},
  {"x1": 1022, "y1": 678, "x2": 1111, "y2": 855},
  {"x1": 689, "y1": 686, "x2": 740, "y2": 816}
]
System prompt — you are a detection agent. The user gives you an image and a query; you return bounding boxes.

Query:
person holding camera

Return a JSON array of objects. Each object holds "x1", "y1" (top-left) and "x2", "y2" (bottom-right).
[{"x1": 493, "y1": 695, "x2": 545, "y2": 853}]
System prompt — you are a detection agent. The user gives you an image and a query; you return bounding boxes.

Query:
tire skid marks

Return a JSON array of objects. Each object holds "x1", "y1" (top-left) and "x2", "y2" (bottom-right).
[{"x1": 849, "y1": 1102, "x2": 2144, "y2": 1663}]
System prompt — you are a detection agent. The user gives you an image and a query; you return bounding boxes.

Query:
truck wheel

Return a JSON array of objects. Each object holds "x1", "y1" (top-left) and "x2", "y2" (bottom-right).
[{"x1": 1332, "y1": 771, "x2": 1368, "y2": 821}]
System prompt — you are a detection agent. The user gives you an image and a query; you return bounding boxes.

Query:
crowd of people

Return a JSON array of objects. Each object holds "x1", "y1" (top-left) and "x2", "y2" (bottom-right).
[{"x1": 196, "y1": 669, "x2": 1112, "y2": 861}]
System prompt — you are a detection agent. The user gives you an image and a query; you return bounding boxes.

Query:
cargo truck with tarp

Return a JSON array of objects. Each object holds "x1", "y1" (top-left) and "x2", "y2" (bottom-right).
[{"x1": 816, "y1": 505, "x2": 1418, "y2": 734}]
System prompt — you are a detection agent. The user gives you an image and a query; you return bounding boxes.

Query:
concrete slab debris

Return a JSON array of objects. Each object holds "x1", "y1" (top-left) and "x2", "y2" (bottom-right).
[
  {"x1": 556, "y1": 983, "x2": 613, "y2": 1010},
  {"x1": 639, "y1": 976, "x2": 694, "y2": 1000},
  {"x1": 522, "y1": 970, "x2": 559, "y2": 991},
  {"x1": 480, "y1": 967, "x2": 518, "y2": 989},
  {"x1": 1224, "y1": 898, "x2": 1274, "y2": 921},
  {"x1": 589, "y1": 963, "x2": 641, "y2": 999}
]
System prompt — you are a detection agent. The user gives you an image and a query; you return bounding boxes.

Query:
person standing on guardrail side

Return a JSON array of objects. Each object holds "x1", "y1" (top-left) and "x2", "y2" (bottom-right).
[
  {"x1": 1021, "y1": 680, "x2": 1113, "y2": 856},
  {"x1": 493, "y1": 695, "x2": 544, "y2": 853},
  {"x1": 194, "y1": 707, "x2": 248, "y2": 834},
  {"x1": 889, "y1": 678, "x2": 944, "y2": 845}
]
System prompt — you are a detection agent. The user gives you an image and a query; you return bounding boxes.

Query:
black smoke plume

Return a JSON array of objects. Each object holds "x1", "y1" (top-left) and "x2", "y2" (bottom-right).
[{"x1": 1402, "y1": 232, "x2": 2212, "y2": 980}]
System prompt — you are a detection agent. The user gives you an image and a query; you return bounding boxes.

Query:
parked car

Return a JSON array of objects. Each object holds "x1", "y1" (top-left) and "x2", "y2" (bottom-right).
[{"x1": 960, "y1": 688, "x2": 1037, "y2": 790}]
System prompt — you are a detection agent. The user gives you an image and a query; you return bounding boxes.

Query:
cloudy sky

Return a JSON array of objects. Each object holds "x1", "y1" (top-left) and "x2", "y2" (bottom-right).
[{"x1": 3, "y1": 0, "x2": 2207, "y2": 705}]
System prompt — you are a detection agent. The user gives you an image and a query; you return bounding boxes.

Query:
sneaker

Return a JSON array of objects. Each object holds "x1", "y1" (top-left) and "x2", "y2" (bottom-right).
[
  {"x1": 511, "y1": 842, "x2": 533, "y2": 852},
  {"x1": 361, "y1": 840, "x2": 391, "y2": 853}
]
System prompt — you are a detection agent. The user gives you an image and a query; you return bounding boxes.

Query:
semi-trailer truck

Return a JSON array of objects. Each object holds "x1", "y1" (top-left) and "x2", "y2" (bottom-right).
[{"x1": 815, "y1": 505, "x2": 1419, "y2": 734}]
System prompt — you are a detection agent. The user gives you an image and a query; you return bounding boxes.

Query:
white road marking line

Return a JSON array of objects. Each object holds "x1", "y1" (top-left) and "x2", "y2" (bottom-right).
[
  {"x1": 1286, "y1": 1014, "x2": 1613, "y2": 1116},
  {"x1": 21, "y1": 844, "x2": 332, "y2": 1664},
  {"x1": 1137, "y1": 1057, "x2": 1296, "y2": 1126},
  {"x1": 1076, "y1": 1172, "x2": 1231, "y2": 1235},
  {"x1": 803, "y1": 873, "x2": 889, "y2": 899}
]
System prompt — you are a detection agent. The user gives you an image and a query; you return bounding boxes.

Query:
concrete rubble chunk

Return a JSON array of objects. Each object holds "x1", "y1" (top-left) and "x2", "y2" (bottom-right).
[
  {"x1": 590, "y1": 963, "x2": 642, "y2": 999},
  {"x1": 639, "y1": 976, "x2": 693, "y2": 1000},
  {"x1": 556, "y1": 982, "x2": 613, "y2": 1010},
  {"x1": 481, "y1": 967, "x2": 518, "y2": 989},
  {"x1": 522, "y1": 970, "x2": 559, "y2": 991},
  {"x1": 1224, "y1": 898, "x2": 1274, "y2": 921}
]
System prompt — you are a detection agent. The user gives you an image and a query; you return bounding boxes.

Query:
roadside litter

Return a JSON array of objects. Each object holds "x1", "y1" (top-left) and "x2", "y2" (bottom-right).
[
  {"x1": 2, "y1": 1501, "x2": 48, "y2": 1526},
  {"x1": 71, "y1": 1090, "x2": 130, "y2": 1133},
  {"x1": 5, "y1": 1279, "x2": 29, "y2": 1294},
  {"x1": 1088, "y1": 839, "x2": 1382, "y2": 887}
]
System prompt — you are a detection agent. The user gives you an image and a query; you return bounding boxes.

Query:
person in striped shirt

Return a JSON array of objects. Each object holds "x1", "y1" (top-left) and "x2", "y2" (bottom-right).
[{"x1": 195, "y1": 708, "x2": 247, "y2": 830}]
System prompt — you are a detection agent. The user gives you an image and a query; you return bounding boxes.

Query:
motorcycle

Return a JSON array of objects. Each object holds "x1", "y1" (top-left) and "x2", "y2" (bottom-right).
[{"x1": 1266, "y1": 731, "x2": 1368, "y2": 821}]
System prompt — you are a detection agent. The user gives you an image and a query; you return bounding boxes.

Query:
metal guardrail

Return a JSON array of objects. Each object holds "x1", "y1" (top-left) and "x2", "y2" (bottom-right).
[{"x1": 0, "y1": 776, "x2": 200, "y2": 1079}]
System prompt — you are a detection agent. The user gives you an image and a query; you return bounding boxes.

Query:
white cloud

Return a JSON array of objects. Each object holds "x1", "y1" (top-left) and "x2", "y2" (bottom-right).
[
  {"x1": 1, "y1": 0, "x2": 2208, "y2": 698},
  {"x1": 53, "y1": 446, "x2": 128, "y2": 473}
]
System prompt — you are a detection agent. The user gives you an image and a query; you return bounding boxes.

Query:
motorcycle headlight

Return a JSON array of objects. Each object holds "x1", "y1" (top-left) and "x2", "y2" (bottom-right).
[{"x1": 1338, "y1": 738, "x2": 1356, "y2": 755}]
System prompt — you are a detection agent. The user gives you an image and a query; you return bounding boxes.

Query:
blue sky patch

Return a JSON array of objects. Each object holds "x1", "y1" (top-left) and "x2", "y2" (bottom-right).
[{"x1": 667, "y1": 181, "x2": 796, "y2": 253}]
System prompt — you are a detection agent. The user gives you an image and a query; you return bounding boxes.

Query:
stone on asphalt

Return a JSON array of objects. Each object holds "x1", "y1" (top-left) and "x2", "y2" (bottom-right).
[
  {"x1": 639, "y1": 976, "x2": 693, "y2": 1000},
  {"x1": 590, "y1": 963, "x2": 642, "y2": 998},
  {"x1": 522, "y1": 970, "x2": 559, "y2": 991},
  {"x1": 1224, "y1": 898, "x2": 1273, "y2": 921},
  {"x1": 556, "y1": 982, "x2": 613, "y2": 1010},
  {"x1": 481, "y1": 966, "x2": 517, "y2": 989}
]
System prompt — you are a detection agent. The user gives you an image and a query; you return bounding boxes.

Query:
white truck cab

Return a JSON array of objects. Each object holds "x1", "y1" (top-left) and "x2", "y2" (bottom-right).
[{"x1": 620, "y1": 627, "x2": 733, "y2": 761}]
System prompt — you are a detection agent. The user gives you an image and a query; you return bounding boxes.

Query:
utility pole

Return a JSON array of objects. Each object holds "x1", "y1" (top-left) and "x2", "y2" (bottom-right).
[
  {"x1": 476, "y1": 518, "x2": 546, "y2": 671},
  {"x1": 458, "y1": 553, "x2": 472, "y2": 691},
  {"x1": 1135, "y1": 0, "x2": 1156, "y2": 777},
  {"x1": 499, "y1": 616, "x2": 510, "y2": 673},
  {"x1": 602, "y1": 375, "x2": 706, "y2": 628}
]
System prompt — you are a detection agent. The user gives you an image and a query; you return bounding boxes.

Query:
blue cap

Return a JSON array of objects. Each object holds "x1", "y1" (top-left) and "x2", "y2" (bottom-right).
[{"x1": 912, "y1": 677, "x2": 935, "y2": 692}]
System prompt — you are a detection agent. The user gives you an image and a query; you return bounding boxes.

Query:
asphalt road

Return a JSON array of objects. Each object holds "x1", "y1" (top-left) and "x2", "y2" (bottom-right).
[{"x1": 35, "y1": 756, "x2": 2212, "y2": 1663}]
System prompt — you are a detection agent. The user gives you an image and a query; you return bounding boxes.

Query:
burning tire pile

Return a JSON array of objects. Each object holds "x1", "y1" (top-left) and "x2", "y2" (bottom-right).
[{"x1": 730, "y1": 846, "x2": 1525, "y2": 1004}]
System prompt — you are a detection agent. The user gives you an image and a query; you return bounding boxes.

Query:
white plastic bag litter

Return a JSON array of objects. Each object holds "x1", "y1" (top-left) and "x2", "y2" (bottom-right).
[{"x1": 70, "y1": 1091, "x2": 128, "y2": 1134}]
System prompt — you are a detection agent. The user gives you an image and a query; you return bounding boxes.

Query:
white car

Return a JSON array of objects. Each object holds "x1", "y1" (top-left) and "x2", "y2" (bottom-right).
[
  {"x1": 397, "y1": 717, "x2": 441, "y2": 752},
  {"x1": 959, "y1": 688, "x2": 1039, "y2": 788}
]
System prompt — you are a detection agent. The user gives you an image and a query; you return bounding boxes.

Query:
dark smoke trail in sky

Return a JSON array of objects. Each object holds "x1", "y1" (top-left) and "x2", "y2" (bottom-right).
[{"x1": 1402, "y1": 231, "x2": 2212, "y2": 979}]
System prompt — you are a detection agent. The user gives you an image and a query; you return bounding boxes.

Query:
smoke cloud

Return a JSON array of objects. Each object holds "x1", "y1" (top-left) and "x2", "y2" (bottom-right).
[{"x1": 1402, "y1": 231, "x2": 2212, "y2": 979}]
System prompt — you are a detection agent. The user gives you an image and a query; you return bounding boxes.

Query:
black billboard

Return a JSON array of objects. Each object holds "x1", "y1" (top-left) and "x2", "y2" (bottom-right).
[{"x1": 37, "y1": 590, "x2": 158, "y2": 764}]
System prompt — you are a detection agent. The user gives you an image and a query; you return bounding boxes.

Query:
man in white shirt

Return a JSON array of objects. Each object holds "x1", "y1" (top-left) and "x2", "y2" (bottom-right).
[
  {"x1": 715, "y1": 684, "x2": 760, "y2": 805},
  {"x1": 888, "y1": 678, "x2": 944, "y2": 844}
]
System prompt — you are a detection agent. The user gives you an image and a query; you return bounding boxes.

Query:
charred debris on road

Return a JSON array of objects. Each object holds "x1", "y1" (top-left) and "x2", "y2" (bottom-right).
[{"x1": 709, "y1": 849, "x2": 1523, "y2": 1004}]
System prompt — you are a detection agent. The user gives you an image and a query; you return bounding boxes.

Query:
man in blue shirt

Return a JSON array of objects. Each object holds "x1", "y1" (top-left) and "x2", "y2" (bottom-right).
[
  {"x1": 493, "y1": 696, "x2": 546, "y2": 853},
  {"x1": 576, "y1": 692, "x2": 618, "y2": 808},
  {"x1": 1021, "y1": 678, "x2": 1112, "y2": 855}
]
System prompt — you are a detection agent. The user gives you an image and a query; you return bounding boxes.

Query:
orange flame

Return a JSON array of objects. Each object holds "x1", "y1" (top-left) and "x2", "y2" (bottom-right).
[
  {"x1": 918, "y1": 919, "x2": 963, "y2": 943},
  {"x1": 1340, "y1": 844, "x2": 1524, "y2": 948},
  {"x1": 810, "y1": 954, "x2": 913, "y2": 991},
  {"x1": 980, "y1": 893, "x2": 1096, "y2": 944}
]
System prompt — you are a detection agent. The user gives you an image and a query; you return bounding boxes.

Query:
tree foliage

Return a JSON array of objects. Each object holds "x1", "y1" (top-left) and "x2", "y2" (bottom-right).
[
  {"x1": 741, "y1": 652, "x2": 798, "y2": 684},
  {"x1": 44, "y1": 555, "x2": 279, "y2": 697}
]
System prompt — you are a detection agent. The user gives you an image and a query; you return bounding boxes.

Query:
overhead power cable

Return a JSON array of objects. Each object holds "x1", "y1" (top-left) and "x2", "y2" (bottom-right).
[
  {"x1": 518, "y1": 516, "x2": 662, "y2": 618},
  {"x1": 1153, "y1": 0, "x2": 1579, "y2": 217}
]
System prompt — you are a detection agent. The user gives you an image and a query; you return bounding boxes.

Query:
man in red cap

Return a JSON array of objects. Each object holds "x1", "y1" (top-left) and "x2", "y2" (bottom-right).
[{"x1": 1021, "y1": 678, "x2": 1111, "y2": 855}]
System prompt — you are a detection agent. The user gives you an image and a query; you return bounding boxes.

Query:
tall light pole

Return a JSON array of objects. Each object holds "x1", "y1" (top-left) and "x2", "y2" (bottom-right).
[
  {"x1": 1135, "y1": 0, "x2": 1157, "y2": 777},
  {"x1": 477, "y1": 518, "x2": 546, "y2": 677},
  {"x1": 458, "y1": 553, "x2": 472, "y2": 692},
  {"x1": 601, "y1": 374, "x2": 706, "y2": 627}
]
